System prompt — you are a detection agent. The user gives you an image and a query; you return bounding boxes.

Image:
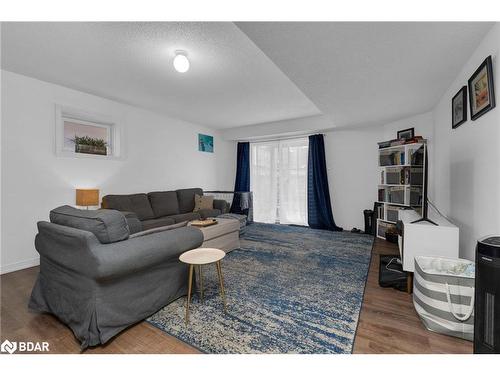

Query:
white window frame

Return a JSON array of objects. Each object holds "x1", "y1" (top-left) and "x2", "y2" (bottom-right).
[
  {"x1": 250, "y1": 137, "x2": 308, "y2": 226},
  {"x1": 55, "y1": 104, "x2": 124, "y2": 160}
]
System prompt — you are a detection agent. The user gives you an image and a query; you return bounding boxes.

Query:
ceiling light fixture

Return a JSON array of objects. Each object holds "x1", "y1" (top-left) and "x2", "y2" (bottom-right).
[{"x1": 173, "y1": 50, "x2": 190, "y2": 73}]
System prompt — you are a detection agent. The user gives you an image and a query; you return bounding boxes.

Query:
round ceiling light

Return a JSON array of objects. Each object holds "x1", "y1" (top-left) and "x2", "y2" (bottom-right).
[{"x1": 173, "y1": 51, "x2": 190, "y2": 73}]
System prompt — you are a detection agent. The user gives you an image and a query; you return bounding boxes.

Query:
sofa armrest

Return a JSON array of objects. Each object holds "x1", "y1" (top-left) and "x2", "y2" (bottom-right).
[
  {"x1": 213, "y1": 199, "x2": 230, "y2": 214},
  {"x1": 36, "y1": 221, "x2": 102, "y2": 279},
  {"x1": 91, "y1": 226, "x2": 203, "y2": 280},
  {"x1": 36, "y1": 222, "x2": 203, "y2": 281}
]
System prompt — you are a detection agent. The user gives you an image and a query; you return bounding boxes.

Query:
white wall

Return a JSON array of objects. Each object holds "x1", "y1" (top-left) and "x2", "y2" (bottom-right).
[
  {"x1": 221, "y1": 114, "x2": 331, "y2": 140},
  {"x1": 432, "y1": 24, "x2": 500, "y2": 260},
  {"x1": 1, "y1": 71, "x2": 236, "y2": 274},
  {"x1": 324, "y1": 127, "x2": 380, "y2": 230}
]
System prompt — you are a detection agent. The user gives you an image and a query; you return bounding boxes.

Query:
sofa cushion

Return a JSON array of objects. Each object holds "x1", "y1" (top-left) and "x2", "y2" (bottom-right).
[
  {"x1": 50, "y1": 205, "x2": 129, "y2": 244},
  {"x1": 197, "y1": 208, "x2": 221, "y2": 219},
  {"x1": 102, "y1": 194, "x2": 155, "y2": 220},
  {"x1": 121, "y1": 211, "x2": 142, "y2": 234},
  {"x1": 176, "y1": 188, "x2": 203, "y2": 214},
  {"x1": 148, "y1": 191, "x2": 180, "y2": 218},
  {"x1": 129, "y1": 221, "x2": 188, "y2": 239},
  {"x1": 213, "y1": 199, "x2": 230, "y2": 214},
  {"x1": 168, "y1": 212, "x2": 201, "y2": 223},
  {"x1": 193, "y1": 194, "x2": 214, "y2": 212},
  {"x1": 141, "y1": 217, "x2": 176, "y2": 231}
]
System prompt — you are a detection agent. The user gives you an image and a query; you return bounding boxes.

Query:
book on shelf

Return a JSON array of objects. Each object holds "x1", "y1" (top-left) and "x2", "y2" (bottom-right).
[
  {"x1": 378, "y1": 188, "x2": 386, "y2": 202},
  {"x1": 379, "y1": 150, "x2": 405, "y2": 166},
  {"x1": 390, "y1": 139, "x2": 406, "y2": 147},
  {"x1": 403, "y1": 167, "x2": 410, "y2": 184},
  {"x1": 388, "y1": 186, "x2": 405, "y2": 204},
  {"x1": 384, "y1": 166, "x2": 413, "y2": 185},
  {"x1": 404, "y1": 136, "x2": 426, "y2": 145},
  {"x1": 377, "y1": 140, "x2": 392, "y2": 149},
  {"x1": 409, "y1": 148, "x2": 424, "y2": 165},
  {"x1": 378, "y1": 204, "x2": 384, "y2": 220},
  {"x1": 378, "y1": 136, "x2": 426, "y2": 149}
]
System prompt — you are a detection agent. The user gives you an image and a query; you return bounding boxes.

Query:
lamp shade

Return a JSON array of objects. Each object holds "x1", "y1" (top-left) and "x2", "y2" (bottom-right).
[{"x1": 76, "y1": 189, "x2": 99, "y2": 207}]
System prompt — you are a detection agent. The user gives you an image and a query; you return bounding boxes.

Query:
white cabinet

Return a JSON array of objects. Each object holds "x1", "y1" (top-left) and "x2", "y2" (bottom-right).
[{"x1": 398, "y1": 210, "x2": 459, "y2": 272}]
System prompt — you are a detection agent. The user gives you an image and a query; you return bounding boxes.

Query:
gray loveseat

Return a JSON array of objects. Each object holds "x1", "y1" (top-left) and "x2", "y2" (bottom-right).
[
  {"x1": 29, "y1": 205, "x2": 203, "y2": 349},
  {"x1": 102, "y1": 188, "x2": 230, "y2": 232}
]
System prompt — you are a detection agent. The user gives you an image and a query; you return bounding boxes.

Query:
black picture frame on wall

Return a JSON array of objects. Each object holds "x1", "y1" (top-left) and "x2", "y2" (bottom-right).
[
  {"x1": 452, "y1": 86, "x2": 467, "y2": 129},
  {"x1": 468, "y1": 55, "x2": 496, "y2": 121},
  {"x1": 397, "y1": 127, "x2": 414, "y2": 140}
]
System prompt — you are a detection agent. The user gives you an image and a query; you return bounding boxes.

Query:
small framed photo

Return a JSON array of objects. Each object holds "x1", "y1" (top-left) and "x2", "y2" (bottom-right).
[
  {"x1": 198, "y1": 133, "x2": 214, "y2": 153},
  {"x1": 452, "y1": 86, "x2": 467, "y2": 129},
  {"x1": 397, "y1": 127, "x2": 414, "y2": 140},
  {"x1": 468, "y1": 55, "x2": 496, "y2": 121}
]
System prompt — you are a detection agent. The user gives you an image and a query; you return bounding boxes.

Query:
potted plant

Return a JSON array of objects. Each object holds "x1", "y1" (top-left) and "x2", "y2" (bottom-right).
[{"x1": 71, "y1": 136, "x2": 107, "y2": 155}]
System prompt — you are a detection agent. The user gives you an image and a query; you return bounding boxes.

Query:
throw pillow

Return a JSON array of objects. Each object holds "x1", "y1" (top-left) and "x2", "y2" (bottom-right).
[
  {"x1": 129, "y1": 221, "x2": 188, "y2": 239},
  {"x1": 193, "y1": 194, "x2": 214, "y2": 212}
]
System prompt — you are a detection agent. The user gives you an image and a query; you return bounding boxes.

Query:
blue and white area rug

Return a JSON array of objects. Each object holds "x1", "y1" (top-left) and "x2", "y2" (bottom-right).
[{"x1": 147, "y1": 223, "x2": 373, "y2": 353}]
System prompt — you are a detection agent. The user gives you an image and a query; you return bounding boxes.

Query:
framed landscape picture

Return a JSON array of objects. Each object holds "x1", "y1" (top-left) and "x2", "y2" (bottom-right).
[
  {"x1": 452, "y1": 86, "x2": 467, "y2": 129},
  {"x1": 198, "y1": 133, "x2": 214, "y2": 153},
  {"x1": 468, "y1": 55, "x2": 496, "y2": 121},
  {"x1": 397, "y1": 127, "x2": 414, "y2": 140}
]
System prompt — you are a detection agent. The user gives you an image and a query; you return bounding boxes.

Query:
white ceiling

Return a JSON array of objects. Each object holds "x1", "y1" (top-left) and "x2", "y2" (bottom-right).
[
  {"x1": 0, "y1": 22, "x2": 320, "y2": 129},
  {"x1": 1, "y1": 22, "x2": 495, "y2": 132},
  {"x1": 237, "y1": 22, "x2": 494, "y2": 129}
]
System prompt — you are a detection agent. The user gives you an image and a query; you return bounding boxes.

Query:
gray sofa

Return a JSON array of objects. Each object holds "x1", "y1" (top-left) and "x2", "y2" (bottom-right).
[
  {"x1": 29, "y1": 205, "x2": 203, "y2": 349},
  {"x1": 102, "y1": 188, "x2": 230, "y2": 232}
]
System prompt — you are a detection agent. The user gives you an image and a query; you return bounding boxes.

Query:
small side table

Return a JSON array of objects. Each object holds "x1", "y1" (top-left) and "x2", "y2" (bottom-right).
[{"x1": 179, "y1": 247, "x2": 227, "y2": 323}]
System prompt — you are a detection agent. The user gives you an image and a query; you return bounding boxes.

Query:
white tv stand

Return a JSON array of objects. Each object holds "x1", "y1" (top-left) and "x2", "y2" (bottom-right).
[{"x1": 398, "y1": 209, "x2": 459, "y2": 273}]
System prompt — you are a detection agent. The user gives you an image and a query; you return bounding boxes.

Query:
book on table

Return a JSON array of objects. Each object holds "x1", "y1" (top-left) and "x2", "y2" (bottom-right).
[{"x1": 189, "y1": 218, "x2": 218, "y2": 227}]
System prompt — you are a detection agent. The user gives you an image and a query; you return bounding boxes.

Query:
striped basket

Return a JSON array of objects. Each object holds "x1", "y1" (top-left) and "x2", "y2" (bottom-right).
[{"x1": 413, "y1": 256, "x2": 475, "y2": 341}]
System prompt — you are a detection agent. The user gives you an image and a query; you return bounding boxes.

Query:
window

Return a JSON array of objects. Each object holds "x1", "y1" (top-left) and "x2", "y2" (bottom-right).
[
  {"x1": 62, "y1": 117, "x2": 112, "y2": 155},
  {"x1": 250, "y1": 138, "x2": 308, "y2": 225},
  {"x1": 55, "y1": 105, "x2": 123, "y2": 159}
]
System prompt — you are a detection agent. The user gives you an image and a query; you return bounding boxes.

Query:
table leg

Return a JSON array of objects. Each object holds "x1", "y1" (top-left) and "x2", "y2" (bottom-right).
[
  {"x1": 216, "y1": 261, "x2": 227, "y2": 312},
  {"x1": 407, "y1": 272, "x2": 414, "y2": 294},
  {"x1": 186, "y1": 264, "x2": 194, "y2": 324},
  {"x1": 199, "y1": 265, "x2": 204, "y2": 302}
]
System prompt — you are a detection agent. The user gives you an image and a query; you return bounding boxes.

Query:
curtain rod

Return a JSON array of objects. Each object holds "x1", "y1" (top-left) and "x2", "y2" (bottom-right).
[{"x1": 239, "y1": 133, "x2": 325, "y2": 144}]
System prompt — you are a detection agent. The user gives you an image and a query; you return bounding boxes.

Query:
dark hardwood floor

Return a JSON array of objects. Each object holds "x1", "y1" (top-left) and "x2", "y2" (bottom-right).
[
  {"x1": 353, "y1": 238, "x2": 472, "y2": 354},
  {"x1": 1, "y1": 238, "x2": 472, "y2": 354}
]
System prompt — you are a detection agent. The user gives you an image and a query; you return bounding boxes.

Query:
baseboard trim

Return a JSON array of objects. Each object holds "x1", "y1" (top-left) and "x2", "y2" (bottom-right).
[{"x1": 1, "y1": 257, "x2": 40, "y2": 275}]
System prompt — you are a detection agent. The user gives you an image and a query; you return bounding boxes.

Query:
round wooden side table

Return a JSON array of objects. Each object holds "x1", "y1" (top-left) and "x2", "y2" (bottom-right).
[{"x1": 179, "y1": 247, "x2": 227, "y2": 323}]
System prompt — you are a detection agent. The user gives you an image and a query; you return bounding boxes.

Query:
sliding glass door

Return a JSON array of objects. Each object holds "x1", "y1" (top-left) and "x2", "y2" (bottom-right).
[{"x1": 250, "y1": 138, "x2": 308, "y2": 225}]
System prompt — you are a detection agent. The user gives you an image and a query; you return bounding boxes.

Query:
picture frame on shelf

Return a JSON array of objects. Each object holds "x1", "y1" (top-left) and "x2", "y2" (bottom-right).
[
  {"x1": 397, "y1": 127, "x2": 414, "y2": 140},
  {"x1": 452, "y1": 86, "x2": 467, "y2": 129},
  {"x1": 468, "y1": 55, "x2": 496, "y2": 121}
]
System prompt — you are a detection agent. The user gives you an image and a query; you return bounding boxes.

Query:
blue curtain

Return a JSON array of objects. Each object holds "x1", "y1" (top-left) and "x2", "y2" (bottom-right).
[
  {"x1": 307, "y1": 134, "x2": 342, "y2": 231},
  {"x1": 234, "y1": 142, "x2": 250, "y2": 192}
]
